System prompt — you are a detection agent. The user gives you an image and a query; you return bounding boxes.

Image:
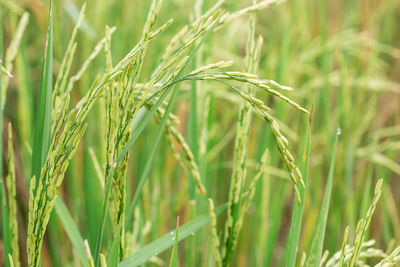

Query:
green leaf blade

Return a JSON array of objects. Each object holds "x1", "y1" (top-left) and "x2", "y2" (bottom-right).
[
  {"x1": 31, "y1": 0, "x2": 54, "y2": 184},
  {"x1": 0, "y1": 7, "x2": 11, "y2": 267},
  {"x1": 169, "y1": 219, "x2": 180, "y2": 267},
  {"x1": 285, "y1": 118, "x2": 311, "y2": 267},
  {"x1": 305, "y1": 130, "x2": 340, "y2": 267}
]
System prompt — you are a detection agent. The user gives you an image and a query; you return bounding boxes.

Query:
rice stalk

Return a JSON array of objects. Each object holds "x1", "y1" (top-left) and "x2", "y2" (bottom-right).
[
  {"x1": 237, "y1": 147, "x2": 269, "y2": 229},
  {"x1": 5, "y1": 124, "x2": 20, "y2": 267},
  {"x1": 338, "y1": 226, "x2": 349, "y2": 267},
  {"x1": 27, "y1": 3, "x2": 173, "y2": 264},
  {"x1": 208, "y1": 198, "x2": 222, "y2": 267},
  {"x1": 94, "y1": 1, "x2": 215, "y2": 263},
  {"x1": 322, "y1": 179, "x2": 393, "y2": 267},
  {"x1": 52, "y1": 4, "x2": 86, "y2": 104},
  {"x1": 65, "y1": 26, "x2": 117, "y2": 95},
  {"x1": 348, "y1": 179, "x2": 383, "y2": 267},
  {"x1": 324, "y1": 239, "x2": 396, "y2": 266},
  {"x1": 101, "y1": 0, "x2": 174, "y2": 259},
  {"x1": 217, "y1": 81, "x2": 304, "y2": 201},
  {"x1": 103, "y1": 24, "x2": 128, "y2": 260},
  {"x1": 222, "y1": 6, "x2": 262, "y2": 264},
  {"x1": 182, "y1": 71, "x2": 307, "y2": 113},
  {"x1": 121, "y1": 14, "x2": 225, "y2": 253},
  {"x1": 375, "y1": 246, "x2": 400, "y2": 266}
]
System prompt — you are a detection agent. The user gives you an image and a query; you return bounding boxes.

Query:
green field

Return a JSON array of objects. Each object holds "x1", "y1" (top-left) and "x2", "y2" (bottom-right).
[{"x1": 0, "y1": 0, "x2": 399, "y2": 266}]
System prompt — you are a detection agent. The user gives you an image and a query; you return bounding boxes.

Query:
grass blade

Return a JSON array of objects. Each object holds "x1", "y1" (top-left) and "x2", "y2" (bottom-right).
[
  {"x1": 305, "y1": 129, "x2": 340, "y2": 266},
  {"x1": 169, "y1": 218, "x2": 180, "y2": 267},
  {"x1": 285, "y1": 115, "x2": 312, "y2": 267},
  {"x1": 31, "y1": 0, "x2": 53, "y2": 186},
  {"x1": 0, "y1": 7, "x2": 10, "y2": 267},
  {"x1": 119, "y1": 205, "x2": 227, "y2": 267},
  {"x1": 25, "y1": 3, "x2": 54, "y2": 265},
  {"x1": 5, "y1": 124, "x2": 20, "y2": 267}
]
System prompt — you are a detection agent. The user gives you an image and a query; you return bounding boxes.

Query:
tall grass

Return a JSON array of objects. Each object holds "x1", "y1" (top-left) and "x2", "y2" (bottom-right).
[{"x1": 0, "y1": 0, "x2": 399, "y2": 266}]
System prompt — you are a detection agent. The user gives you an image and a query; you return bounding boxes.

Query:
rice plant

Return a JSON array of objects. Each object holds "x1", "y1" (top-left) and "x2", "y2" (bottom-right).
[{"x1": 0, "y1": 0, "x2": 399, "y2": 266}]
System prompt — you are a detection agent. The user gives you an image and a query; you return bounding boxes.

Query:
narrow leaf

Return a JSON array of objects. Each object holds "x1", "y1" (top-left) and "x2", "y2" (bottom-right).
[
  {"x1": 305, "y1": 129, "x2": 340, "y2": 266},
  {"x1": 31, "y1": 0, "x2": 53, "y2": 186},
  {"x1": 285, "y1": 115, "x2": 311, "y2": 267},
  {"x1": 169, "y1": 218, "x2": 180, "y2": 267},
  {"x1": 0, "y1": 7, "x2": 11, "y2": 267}
]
